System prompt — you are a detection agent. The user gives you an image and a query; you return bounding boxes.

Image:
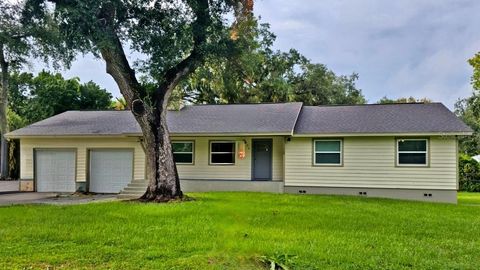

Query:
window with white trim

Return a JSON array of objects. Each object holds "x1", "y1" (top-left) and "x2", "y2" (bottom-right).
[
  {"x1": 172, "y1": 141, "x2": 194, "y2": 164},
  {"x1": 314, "y1": 140, "x2": 342, "y2": 165},
  {"x1": 210, "y1": 141, "x2": 235, "y2": 165},
  {"x1": 397, "y1": 139, "x2": 428, "y2": 166}
]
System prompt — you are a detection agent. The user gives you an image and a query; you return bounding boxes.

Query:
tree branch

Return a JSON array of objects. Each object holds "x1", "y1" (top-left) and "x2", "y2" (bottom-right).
[
  {"x1": 156, "y1": 0, "x2": 211, "y2": 107},
  {"x1": 100, "y1": 36, "x2": 144, "y2": 104},
  {"x1": 0, "y1": 44, "x2": 8, "y2": 89},
  {"x1": 96, "y1": 3, "x2": 145, "y2": 105}
]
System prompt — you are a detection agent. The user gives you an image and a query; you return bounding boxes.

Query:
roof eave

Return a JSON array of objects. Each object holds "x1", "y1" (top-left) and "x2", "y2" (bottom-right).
[
  {"x1": 7, "y1": 132, "x2": 293, "y2": 139},
  {"x1": 5, "y1": 133, "x2": 143, "y2": 139}
]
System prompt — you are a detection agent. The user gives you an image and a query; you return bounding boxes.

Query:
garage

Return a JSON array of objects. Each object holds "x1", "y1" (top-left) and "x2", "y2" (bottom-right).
[
  {"x1": 35, "y1": 149, "x2": 76, "y2": 192},
  {"x1": 89, "y1": 149, "x2": 134, "y2": 193}
]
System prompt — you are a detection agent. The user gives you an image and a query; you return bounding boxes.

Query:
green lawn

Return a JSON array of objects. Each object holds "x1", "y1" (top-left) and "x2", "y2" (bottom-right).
[{"x1": 0, "y1": 192, "x2": 480, "y2": 269}]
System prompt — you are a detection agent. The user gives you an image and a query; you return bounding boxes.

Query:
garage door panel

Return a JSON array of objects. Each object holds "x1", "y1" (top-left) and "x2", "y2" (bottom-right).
[
  {"x1": 89, "y1": 150, "x2": 133, "y2": 193},
  {"x1": 35, "y1": 150, "x2": 76, "y2": 192}
]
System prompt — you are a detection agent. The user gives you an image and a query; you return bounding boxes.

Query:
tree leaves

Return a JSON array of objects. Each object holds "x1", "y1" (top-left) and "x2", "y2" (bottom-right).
[
  {"x1": 8, "y1": 71, "x2": 112, "y2": 127},
  {"x1": 175, "y1": 18, "x2": 365, "y2": 106},
  {"x1": 469, "y1": 53, "x2": 480, "y2": 91}
]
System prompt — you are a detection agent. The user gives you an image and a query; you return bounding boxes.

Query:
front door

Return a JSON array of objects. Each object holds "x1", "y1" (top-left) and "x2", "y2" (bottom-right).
[{"x1": 252, "y1": 139, "x2": 273, "y2": 181}]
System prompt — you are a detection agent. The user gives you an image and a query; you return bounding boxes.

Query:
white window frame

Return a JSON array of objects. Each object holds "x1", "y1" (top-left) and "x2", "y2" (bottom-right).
[
  {"x1": 396, "y1": 138, "x2": 428, "y2": 167},
  {"x1": 172, "y1": 141, "x2": 195, "y2": 165},
  {"x1": 313, "y1": 139, "x2": 343, "y2": 166},
  {"x1": 210, "y1": 141, "x2": 236, "y2": 165}
]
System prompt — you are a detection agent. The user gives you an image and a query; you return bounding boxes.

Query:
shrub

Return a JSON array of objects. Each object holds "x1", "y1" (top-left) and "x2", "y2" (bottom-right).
[{"x1": 459, "y1": 154, "x2": 480, "y2": 192}]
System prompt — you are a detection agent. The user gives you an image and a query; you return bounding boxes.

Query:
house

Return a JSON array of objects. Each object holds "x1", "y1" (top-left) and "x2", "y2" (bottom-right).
[{"x1": 5, "y1": 102, "x2": 472, "y2": 203}]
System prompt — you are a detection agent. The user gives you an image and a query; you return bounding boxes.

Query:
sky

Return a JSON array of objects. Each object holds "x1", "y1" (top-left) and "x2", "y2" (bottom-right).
[{"x1": 31, "y1": 0, "x2": 480, "y2": 109}]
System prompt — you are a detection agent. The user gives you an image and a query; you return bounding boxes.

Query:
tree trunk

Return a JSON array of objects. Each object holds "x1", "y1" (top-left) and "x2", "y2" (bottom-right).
[
  {"x1": 140, "y1": 105, "x2": 182, "y2": 202},
  {"x1": 0, "y1": 45, "x2": 9, "y2": 179},
  {"x1": 100, "y1": 40, "x2": 183, "y2": 202}
]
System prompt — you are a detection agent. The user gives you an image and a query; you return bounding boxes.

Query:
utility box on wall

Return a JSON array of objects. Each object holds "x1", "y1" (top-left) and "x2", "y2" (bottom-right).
[{"x1": 20, "y1": 180, "x2": 34, "y2": 192}]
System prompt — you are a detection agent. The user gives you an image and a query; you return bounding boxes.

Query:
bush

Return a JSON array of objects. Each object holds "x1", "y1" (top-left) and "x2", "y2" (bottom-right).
[{"x1": 459, "y1": 154, "x2": 480, "y2": 192}]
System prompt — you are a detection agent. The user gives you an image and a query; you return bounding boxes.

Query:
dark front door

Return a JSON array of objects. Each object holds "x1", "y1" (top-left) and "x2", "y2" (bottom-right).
[{"x1": 252, "y1": 139, "x2": 273, "y2": 181}]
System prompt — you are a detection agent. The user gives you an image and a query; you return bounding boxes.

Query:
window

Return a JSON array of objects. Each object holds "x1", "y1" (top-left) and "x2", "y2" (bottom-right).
[
  {"x1": 314, "y1": 140, "x2": 342, "y2": 165},
  {"x1": 397, "y1": 139, "x2": 428, "y2": 166},
  {"x1": 210, "y1": 141, "x2": 235, "y2": 165},
  {"x1": 172, "y1": 141, "x2": 194, "y2": 164}
]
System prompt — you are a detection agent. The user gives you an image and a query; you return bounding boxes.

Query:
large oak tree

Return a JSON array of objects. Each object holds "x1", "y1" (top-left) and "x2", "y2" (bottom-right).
[{"x1": 26, "y1": 0, "x2": 251, "y2": 201}]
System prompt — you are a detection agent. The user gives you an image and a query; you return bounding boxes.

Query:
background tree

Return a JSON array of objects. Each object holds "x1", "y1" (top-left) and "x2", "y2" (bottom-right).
[
  {"x1": 292, "y1": 63, "x2": 364, "y2": 105},
  {"x1": 5, "y1": 71, "x2": 112, "y2": 179},
  {"x1": 27, "y1": 0, "x2": 252, "y2": 201},
  {"x1": 0, "y1": 1, "x2": 62, "y2": 179},
  {"x1": 377, "y1": 96, "x2": 432, "y2": 104},
  {"x1": 8, "y1": 71, "x2": 112, "y2": 125},
  {"x1": 176, "y1": 18, "x2": 365, "y2": 105},
  {"x1": 458, "y1": 154, "x2": 480, "y2": 192},
  {"x1": 455, "y1": 94, "x2": 480, "y2": 155},
  {"x1": 455, "y1": 53, "x2": 480, "y2": 156},
  {"x1": 111, "y1": 97, "x2": 127, "y2": 110},
  {"x1": 469, "y1": 53, "x2": 480, "y2": 91},
  {"x1": 0, "y1": 2, "x2": 28, "y2": 179},
  {"x1": 453, "y1": 52, "x2": 480, "y2": 192}
]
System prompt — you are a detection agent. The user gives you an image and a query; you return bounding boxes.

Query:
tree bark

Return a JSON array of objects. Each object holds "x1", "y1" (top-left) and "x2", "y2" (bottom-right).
[
  {"x1": 140, "y1": 103, "x2": 182, "y2": 202},
  {"x1": 0, "y1": 44, "x2": 9, "y2": 179}
]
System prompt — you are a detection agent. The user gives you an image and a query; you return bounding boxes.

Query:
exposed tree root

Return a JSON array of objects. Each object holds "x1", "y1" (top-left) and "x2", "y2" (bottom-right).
[{"x1": 137, "y1": 193, "x2": 193, "y2": 203}]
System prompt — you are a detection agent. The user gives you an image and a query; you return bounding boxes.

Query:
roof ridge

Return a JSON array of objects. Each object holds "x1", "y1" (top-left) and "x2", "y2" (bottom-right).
[
  {"x1": 308, "y1": 102, "x2": 440, "y2": 108},
  {"x1": 177, "y1": 102, "x2": 303, "y2": 107},
  {"x1": 64, "y1": 109, "x2": 130, "y2": 112}
]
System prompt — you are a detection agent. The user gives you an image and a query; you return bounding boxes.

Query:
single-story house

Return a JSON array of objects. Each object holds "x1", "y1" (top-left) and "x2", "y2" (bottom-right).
[{"x1": 6, "y1": 102, "x2": 472, "y2": 203}]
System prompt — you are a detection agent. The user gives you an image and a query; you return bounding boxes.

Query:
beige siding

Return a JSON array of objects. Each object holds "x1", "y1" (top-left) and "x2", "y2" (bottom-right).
[
  {"x1": 173, "y1": 136, "x2": 284, "y2": 181},
  {"x1": 20, "y1": 137, "x2": 145, "y2": 182},
  {"x1": 285, "y1": 136, "x2": 457, "y2": 190},
  {"x1": 20, "y1": 136, "x2": 285, "y2": 183}
]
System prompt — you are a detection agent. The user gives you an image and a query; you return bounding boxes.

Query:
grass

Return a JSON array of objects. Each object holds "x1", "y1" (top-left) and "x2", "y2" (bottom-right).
[{"x1": 0, "y1": 192, "x2": 479, "y2": 269}]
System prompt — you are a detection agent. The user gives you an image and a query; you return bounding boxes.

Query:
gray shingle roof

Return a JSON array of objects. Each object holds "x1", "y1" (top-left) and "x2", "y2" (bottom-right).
[
  {"x1": 294, "y1": 103, "x2": 472, "y2": 134},
  {"x1": 7, "y1": 103, "x2": 303, "y2": 137},
  {"x1": 6, "y1": 110, "x2": 141, "y2": 137},
  {"x1": 167, "y1": 103, "x2": 303, "y2": 134},
  {"x1": 6, "y1": 102, "x2": 471, "y2": 138}
]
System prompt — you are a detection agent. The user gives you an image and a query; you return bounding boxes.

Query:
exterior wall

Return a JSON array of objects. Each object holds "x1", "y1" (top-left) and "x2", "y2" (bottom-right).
[
  {"x1": 172, "y1": 136, "x2": 285, "y2": 181},
  {"x1": 19, "y1": 134, "x2": 459, "y2": 202},
  {"x1": 19, "y1": 136, "x2": 285, "y2": 186},
  {"x1": 285, "y1": 136, "x2": 458, "y2": 190},
  {"x1": 182, "y1": 179, "x2": 284, "y2": 193},
  {"x1": 20, "y1": 137, "x2": 145, "y2": 183}
]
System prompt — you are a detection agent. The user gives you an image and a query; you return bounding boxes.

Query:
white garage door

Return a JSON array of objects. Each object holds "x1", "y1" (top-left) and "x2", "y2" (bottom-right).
[
  {"x1": 89, "y1": 149, "x2": 133, "y2": 193},
  {"x1": 35, "y1": 150, "x2": 76, "y2": 192}
]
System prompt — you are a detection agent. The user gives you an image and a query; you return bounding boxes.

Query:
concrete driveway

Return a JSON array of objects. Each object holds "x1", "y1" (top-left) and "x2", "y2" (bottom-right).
[{"x1": 0, "y1": 192, "x2": 118, "y2": 206}]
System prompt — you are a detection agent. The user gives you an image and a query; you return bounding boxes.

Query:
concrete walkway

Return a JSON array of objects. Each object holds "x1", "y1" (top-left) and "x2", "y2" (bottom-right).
[{"x1": 0, "y1": 192, "x2": 118, "y2": 206}]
